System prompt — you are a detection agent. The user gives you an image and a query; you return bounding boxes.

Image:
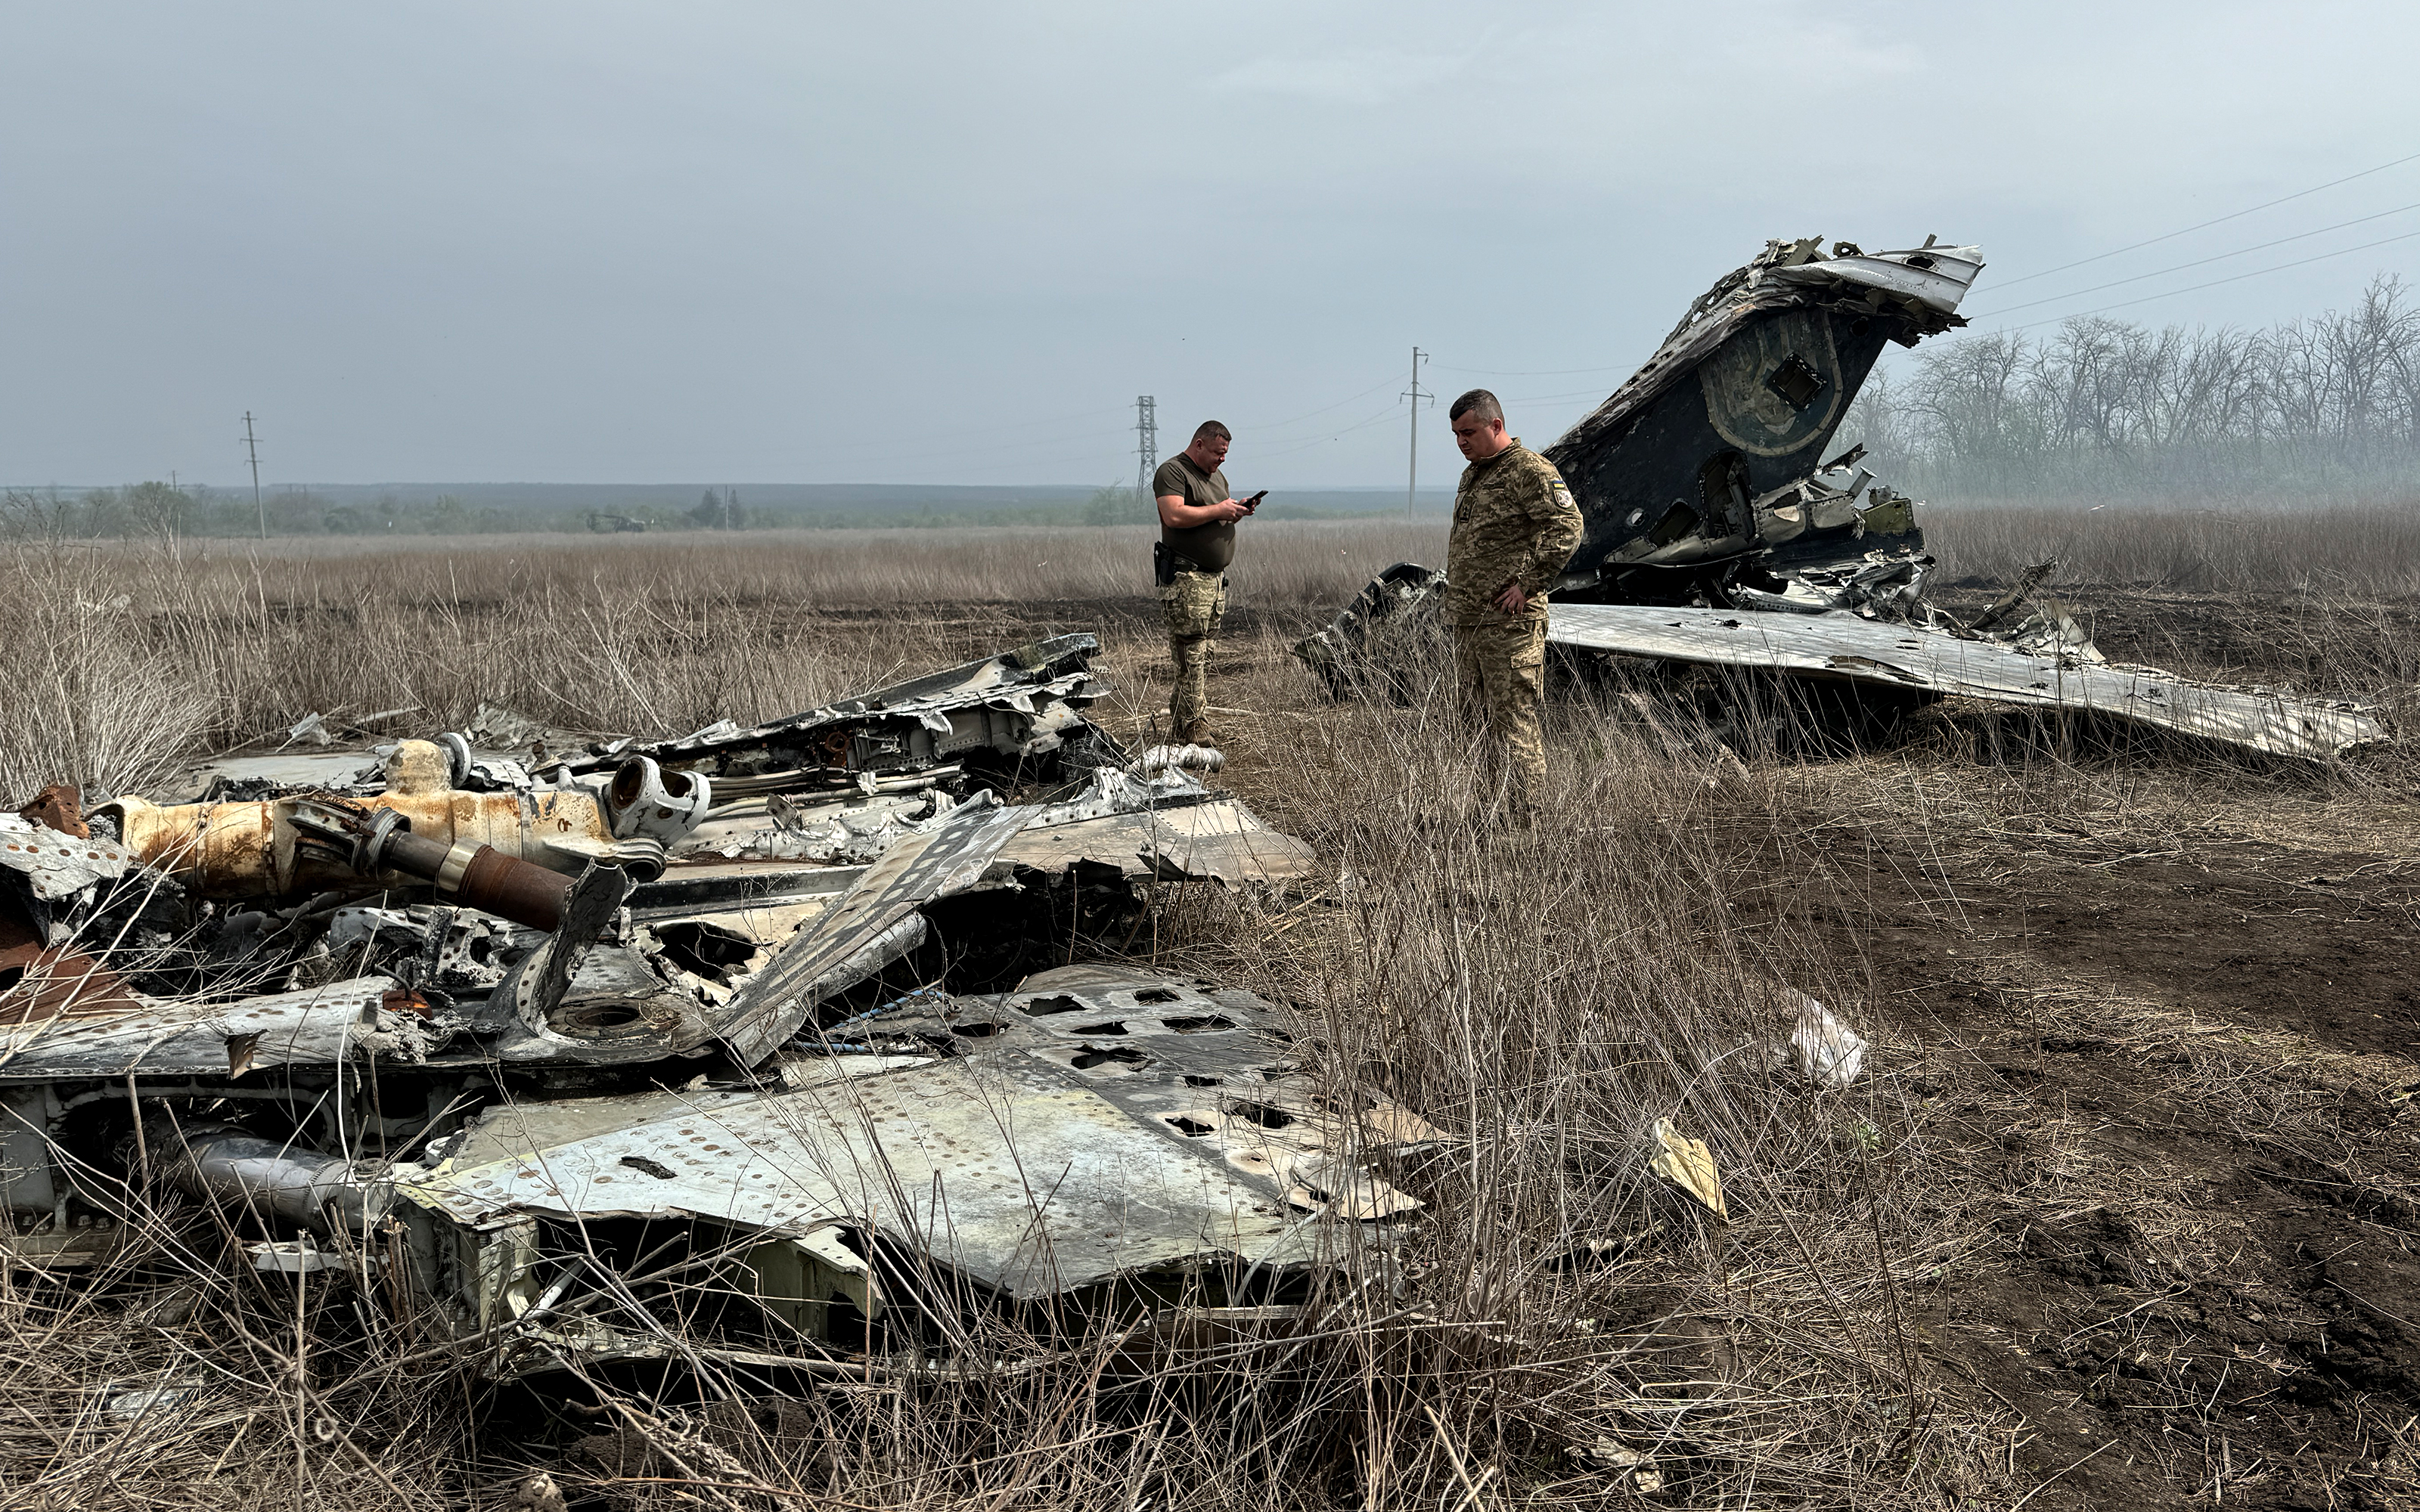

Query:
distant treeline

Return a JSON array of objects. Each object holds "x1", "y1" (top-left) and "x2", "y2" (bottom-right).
[
  {"x1": 0, "y1": 484, "x2": 607, "y2": 541},
  {"x1": 1843, "y1": 273, "x2": 2420, "y2": 502},
  {"x1": 0, "y1": 480, "x2": 1411, "y2": 541}
]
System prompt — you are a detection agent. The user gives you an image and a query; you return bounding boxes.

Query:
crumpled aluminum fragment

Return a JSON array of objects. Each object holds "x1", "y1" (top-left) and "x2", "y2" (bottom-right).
[
  {"x1": 1140, "y1": 743, "x2": 1225, "y2": 774},
  {"x1": 0, "y1": 813, "x2": 135, "y2": 901},
  {"x1": 103, "y1": 1380, "x2": 208, "y2": 1421},
  {"x1": 326, "y1": 906, "x2": 422, "y2": 955},
  {"x1": 468, "y1": 703, "x2": 563, "y2": 748},
  {"x1": 1571, "y1": 1439, "x2": 1663, "y2": 1494},
  {"x1": 724, "y1": 792, "x2": 989, "y2": 865},
  {"x1": 285, "y1": 712, "x2": 336, "y2": 747},
  {"x1": 2005, "y1": 600, "x2": 2106, "y2": 664},
  {"x1": 1023, "y1": 766, "x2": 1207, "y2": 830}
]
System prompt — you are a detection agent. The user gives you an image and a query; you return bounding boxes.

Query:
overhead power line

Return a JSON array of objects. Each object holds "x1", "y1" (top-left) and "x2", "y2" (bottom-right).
[
  {"x1": 1251, "y1": 380, "x2": 1620, "y2": 464},
  {"x1": 1430, "y1": 361, "x2": 1633, "y2": 377},
  {"x1": 1239, "y1": 375, "x2": 1402, "y2": 434},
  {"x1": 1973, "y1": 200, "x2": 2420, "y2": 317},
  {"x1": 1495, "y1": 386, "x2": 1618, "y2": 407},
  {"x1": 818, "y1": 421, "x2": 1136, "y2": 467},
  {"x1": 1246, "y1": 401, "x2": 1410, "y2": 460},
  {"x1": 1980, "y1": 227, "x2": 2420, "y2": 333},
  {"x1": 802, "y1": 403, "x2": 1133, "y2": 460},
  {"x1": 1992, "y1": 147, "x2": 2420, "y2": 290}
]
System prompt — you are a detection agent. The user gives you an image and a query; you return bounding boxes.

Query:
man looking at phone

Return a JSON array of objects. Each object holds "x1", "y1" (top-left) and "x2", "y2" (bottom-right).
[{"x1": 1152, "y1": 420, "x2": 1260, "y2": 745}]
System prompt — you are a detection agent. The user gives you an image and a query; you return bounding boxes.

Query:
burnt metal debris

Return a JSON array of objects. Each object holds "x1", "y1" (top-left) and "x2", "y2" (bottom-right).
[
  {"x1": 0, "y1": 637, "x2": 1361, "y2": 1370},
  {"x1": 1296, "y1": 234, "x2": 2393, "y2": 761},
  {"x1": 1545, "y1": 235, "x2": 1973, "y2": 608}
]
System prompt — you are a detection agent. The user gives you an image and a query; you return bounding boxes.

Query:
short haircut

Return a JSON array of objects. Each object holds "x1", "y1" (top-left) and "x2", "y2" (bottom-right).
[
  {"x1": 1449, "y1": 389, "x2": 1503, "y2": 423},
  {"x1": 1193, "y1": 420, "x2": 1232, "y2": 442}
]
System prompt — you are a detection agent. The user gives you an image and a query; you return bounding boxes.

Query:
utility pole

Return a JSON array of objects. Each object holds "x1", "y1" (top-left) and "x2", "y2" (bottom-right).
[
  {"x1": 241, "y1": 412, "x2": 265, "y2": 540},
  {"x1": 1401, "y1": 348, "x2": 1431, "y2": 521},
  {"x1": 1133, "y1": 396, "x2": 1158, "y2": 516}
]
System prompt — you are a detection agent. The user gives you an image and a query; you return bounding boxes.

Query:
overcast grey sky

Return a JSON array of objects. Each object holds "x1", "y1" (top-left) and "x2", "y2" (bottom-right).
[{"x1": 5, "y1": 2, "x2": 2416, "y2": 489}]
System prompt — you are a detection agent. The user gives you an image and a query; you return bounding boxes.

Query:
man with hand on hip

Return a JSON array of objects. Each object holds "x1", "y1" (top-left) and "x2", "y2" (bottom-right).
[{"x1": 1444, "y1": 389, "x2": 1581, "y2": 823}]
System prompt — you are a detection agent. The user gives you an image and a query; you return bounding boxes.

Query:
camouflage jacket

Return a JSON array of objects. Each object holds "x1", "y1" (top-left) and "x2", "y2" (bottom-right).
[{"x1": 1445, "y1": 440, "x2": 1583, "y2": 622}]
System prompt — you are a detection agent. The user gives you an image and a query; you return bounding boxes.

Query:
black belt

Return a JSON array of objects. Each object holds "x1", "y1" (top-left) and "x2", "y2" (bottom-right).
[{"x1": 1153, "y1": 541, "x2": 1216, "y2": 587}]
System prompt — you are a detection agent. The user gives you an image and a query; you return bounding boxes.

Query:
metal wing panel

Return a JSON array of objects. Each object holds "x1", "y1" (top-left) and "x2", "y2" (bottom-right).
[
  {"x1": 1545, "y1": 604, "x2": 2389, "y2": 761},
  {"x1": 396, "y1": 1055, "x2": 1311, "y2": 1297}
]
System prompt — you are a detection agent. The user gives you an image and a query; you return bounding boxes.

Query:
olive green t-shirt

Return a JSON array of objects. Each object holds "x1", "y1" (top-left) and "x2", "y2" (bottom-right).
[{"x1": 1153, "y1": 454, "x2": 1235, "y2": 573}]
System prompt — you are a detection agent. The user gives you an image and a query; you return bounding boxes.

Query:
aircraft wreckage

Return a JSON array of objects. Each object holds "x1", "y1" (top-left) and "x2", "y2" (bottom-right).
[
  {"x1": 0, "y1": 233, "x2": 2388, "y2": 1393},
  {"x1": 1298, "y1": 236, "x2": 2391, "y2": 761},
  {"x1": 0, "y1": 640, "x2": 1438, "y2": 1381}
]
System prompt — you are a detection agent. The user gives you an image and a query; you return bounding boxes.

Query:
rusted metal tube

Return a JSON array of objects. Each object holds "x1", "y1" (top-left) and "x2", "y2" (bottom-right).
[
  {"x1": 376, "y1": 829, "x2": 452, "y2": 879},
  {"x1": 101, "y1": 789, "x2": 616, "y2": 898},
  {"x1": 453, "y1": 846, "x2": 572, "y2": 933},
  {"x1": 95, "y1": 739, "x2": 687, "y2": 903},
  {"x1": 375, "y1": 829, "x2": 572, "y2": 933}
]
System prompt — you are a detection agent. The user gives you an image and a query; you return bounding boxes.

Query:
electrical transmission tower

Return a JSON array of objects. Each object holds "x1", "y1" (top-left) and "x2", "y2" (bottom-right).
[
  {"x1": 1401, "y1": 349, "x2": 1432, "y2": 521},
  {"x1": 1133, "y1": 396, "x2": 1158, "y2": 516},
  {"x1": 241, "y1": 411, "x2": 265, "y2": 540}
]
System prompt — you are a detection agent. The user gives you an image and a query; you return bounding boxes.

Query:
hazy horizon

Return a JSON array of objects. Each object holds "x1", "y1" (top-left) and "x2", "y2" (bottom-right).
[{"x1": 7, "y1": 4, "x2": 2417, "y2": 489}]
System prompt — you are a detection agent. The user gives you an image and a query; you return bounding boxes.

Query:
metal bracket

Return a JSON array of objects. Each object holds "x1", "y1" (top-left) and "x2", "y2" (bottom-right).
[{"x1": 510, "y1": 863, "x2": 633, "y2": 1034}]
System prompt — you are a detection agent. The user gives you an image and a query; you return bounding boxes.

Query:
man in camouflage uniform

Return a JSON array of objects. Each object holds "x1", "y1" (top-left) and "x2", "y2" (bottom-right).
[
  {"x1": 1153, "y1": 420, "x2": 1254, "y2": 745},
  {"x1": 1444, "y1": 389, "x2": 1583, "y2": 820}
]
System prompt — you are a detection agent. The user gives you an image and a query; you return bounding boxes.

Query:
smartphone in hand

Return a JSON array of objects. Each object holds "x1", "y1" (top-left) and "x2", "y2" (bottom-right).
[{"x1": 1240, "y1": 490, "x2": 1267, "y2": 514}]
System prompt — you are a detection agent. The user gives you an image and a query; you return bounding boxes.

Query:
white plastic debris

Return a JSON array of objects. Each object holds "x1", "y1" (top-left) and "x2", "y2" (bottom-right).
[
  {"x1": 248, "y1": 1236, "x2": 359, "y2": 1274},
  {"x1": 1779, "y1": 992, "x2": 1869, "y2": 1089},
  {"x1": 103, "y1": 1380, "x2": 205, "y2": 1421}
]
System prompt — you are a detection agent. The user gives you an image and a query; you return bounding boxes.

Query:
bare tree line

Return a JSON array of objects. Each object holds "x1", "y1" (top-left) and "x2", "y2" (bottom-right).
[{"x1": 1845, "y1": 272, "x2": 2420, "y2": 502}]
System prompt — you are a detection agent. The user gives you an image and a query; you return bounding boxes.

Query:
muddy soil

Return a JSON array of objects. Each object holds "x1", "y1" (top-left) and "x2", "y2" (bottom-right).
[
  {"x1": 1711, "y1": 576, "x2": 2420, "y2": 1507},
  {"x1": 1782, "y1": 825, "x2": 2420, "y2": 1510}
]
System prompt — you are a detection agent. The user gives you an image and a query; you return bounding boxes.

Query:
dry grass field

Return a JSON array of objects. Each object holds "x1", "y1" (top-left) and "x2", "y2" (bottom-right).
[{"x1": 3, "y1": 505, "x2": 2418, "y2": 1510}]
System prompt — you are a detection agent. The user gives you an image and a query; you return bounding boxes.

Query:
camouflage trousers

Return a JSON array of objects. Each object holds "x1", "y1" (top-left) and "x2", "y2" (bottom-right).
[
  {"x1": 1161, "y1": 568, "x2": 1227, "y2": 736},
  {"x1": 1452, "y1": 612, "x2": 1547, "y2": 817}
]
